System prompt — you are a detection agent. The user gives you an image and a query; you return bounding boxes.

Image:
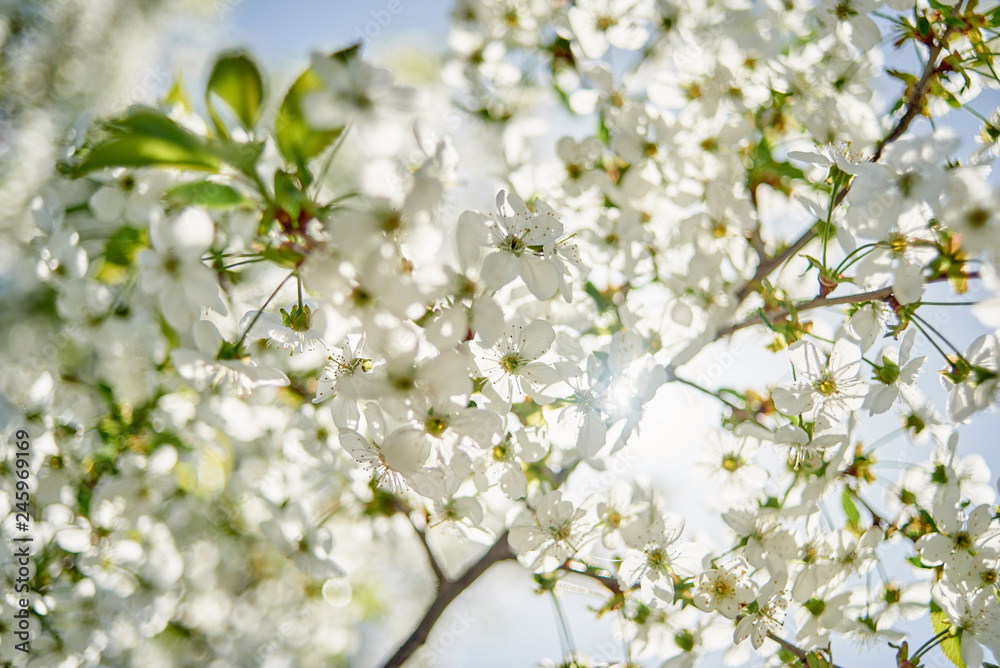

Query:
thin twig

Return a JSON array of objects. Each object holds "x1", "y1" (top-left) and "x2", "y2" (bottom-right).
[{"x1": 407, "y1": 513, "x2": 448, "y2": 585}]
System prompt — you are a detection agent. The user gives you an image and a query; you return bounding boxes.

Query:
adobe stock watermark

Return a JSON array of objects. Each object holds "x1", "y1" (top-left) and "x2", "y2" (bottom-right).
[
  {"x1": 417, "y1": 605, "x2": 477, "y2": 664},
  {"x1": 689, "y1": 340, "x2": 746, "y2": 389},
  {"x1": 354, "y1": 0, "x2": 411, "y2": 42}
]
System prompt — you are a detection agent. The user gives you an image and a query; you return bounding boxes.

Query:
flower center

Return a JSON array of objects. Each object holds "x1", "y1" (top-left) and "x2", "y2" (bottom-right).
[
  {"x1": 834, "y1": 1, "x2": 856, "y2": 19},
  {"x1": 967, "y1": 207, "x2": 990, "y2": 229},
  {"x1": 712, "y1": 577, "x2": 733, "y2": 598},
  {"x1": 814, "y1": 373, "x2": 838, "y2": 396},
  {"x1": 722, "y1": 453, "x2": 743, "y2": 472},
  {"x1": 954, "y1": 531, "x2": 972, "y2": 550},
  {"x1": 492, "y1": 443, "x2": 510, "y2": 461},
  {"x1": 887, "y1": 233, "x2": 909, "y2": 256},
  {"x1": 503, "y1": 235, "x2": 525, "y2": 255},
  {"x1": 163, "y1": 252, "x2": 181, "y2": 275},
  {"x1": 351, "y1": 286, "x2": 376, "y2": 308},
  {"x1": 425, "y1": 415, "x2": 449, "y2": 437},
  {"x1": 647, "y1": 548, "x2": 669, "y2": 571},
  {"x1": 549, "y1": 523, "x2": 572, "y2": 541},
  {"x1": 896, "y1": 171, "x2": 916, "y2": 198},
  {"x1": 500, "y1": 353, "x2": 523, "y2": 373}
]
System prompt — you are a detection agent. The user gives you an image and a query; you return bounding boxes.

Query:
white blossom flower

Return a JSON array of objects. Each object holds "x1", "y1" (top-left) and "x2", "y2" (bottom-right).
[
  {"x1": 339, "y1": 405, "x2": 445, "y2": 499},
  {"x1": 303, "y1": 51, "x2": 423, "y2": 155},
  {"x1": 853, "y1": 205, "x2": 937, "y2": 305},
  {"x1": 938, "y1": 167, "x2": 1000, "y2": 254},
  {"x1": 567, "y1": 0, "x2": 650, "y2": 59},
  {"x1": 508, "y1": 490, "x2": 590, "y2": 571},
  {"x1": 171, "y1": 321, "x2": 288, "y2": 397},
  {"x1": 458, "y1": 190, "x2": 565, "y2": 301},
  {"x1": 137, "y1": 207, "x2": 227, "y2": 330},
  {"x1": 932, "y1": 580, "x2": 1000, "y2": 668},
  {"x1": 734, "y1": 572, "x2": 788, "y2": 649},
  {"x1": 693, "y1": 557, "x2": 755, "y2": 619},
  {"x1": 476, "y1": 319, "x2": 560, "y2": 401},
  {"x1": 772, "y1": 339, "x2": 868, "y2": 429},
  {"x1": 916, "y1": 503, "x2": 997, "y2": 573},
  {"x1": 239, "y1": 301, "x2": 330, "y2": 355},
  {"x1": 863, "y1": 330, "x2": 924, "y2": 415}
]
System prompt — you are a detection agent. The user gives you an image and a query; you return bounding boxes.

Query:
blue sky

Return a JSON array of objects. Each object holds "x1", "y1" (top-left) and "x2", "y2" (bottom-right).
[{"x1": 225, "y1": 0, "x2": 451, "y2": 66}]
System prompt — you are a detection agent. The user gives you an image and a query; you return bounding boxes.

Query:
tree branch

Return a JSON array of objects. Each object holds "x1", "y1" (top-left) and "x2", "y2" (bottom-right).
[
  {"x1": 731, "y1": 26, "x2": 955, "y2": 306},
  {"x1": 718, "y1": 273, "x2": 979, "y2": 338},
  {"x1": 872, "y1": 27, "x2": 956, "y2": 162},
  {"x1": 558, "y1": 560, "x2": 623, "y2": 595},
  {"x1": 721, "y1": 285, "x2": 896, "y2": 337},
  {"x1": 380, "y1": 530, "x2": 516, "y2": 668}
]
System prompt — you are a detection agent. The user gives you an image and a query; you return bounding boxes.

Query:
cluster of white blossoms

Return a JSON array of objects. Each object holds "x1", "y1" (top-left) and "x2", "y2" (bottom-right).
[{"x1": 4, "y1": 0, "x2": 1000, "y2": 665}]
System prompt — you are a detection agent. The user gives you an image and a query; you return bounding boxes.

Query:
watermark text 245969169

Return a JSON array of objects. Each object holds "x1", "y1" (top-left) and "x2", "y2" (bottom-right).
[{"x1": 11, "y1": 429, "x2": 33, "y2": 654}]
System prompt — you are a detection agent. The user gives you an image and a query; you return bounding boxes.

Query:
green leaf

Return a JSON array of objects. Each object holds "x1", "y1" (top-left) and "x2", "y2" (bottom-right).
[
  {"x1": 273, "y1": 169, "x2": 308, "y2": 218},
  {"x1": 163, "y1": 181, "x2": 248, "y2": 210},
  {"x1": 842, "y1": 489, "x2": 861, "y2": 526},
  {"x1": 205, "y1": 138, "x2": 265, "y2": 179},
  {"x1": 584, "y1": 281, "x2": 615, "y2": 313},
  {"x1": 931, "y1": 610, "x2": 963, "y2": 668},
  {"x1": 64, "y1": 107, "x2": 220, "y2": 176},
  {"x1": 746, "y1": 137, "x2": 805, "y2": 201},
  {"x1": 206, "y1": 51, "x2": 265, "y2": 130},
  {"x1": 261, "y1": 244, "x2": 305, "y2": 269},
  {"x1": 597, "y1": 111, "x2": 611, "y2": 145},
  {"x1": 806, "y1": 652, "x2": 830, "y2": 668},
  {"x1": 274, "y1": 46, "x2": 357, "y2": 168},
  {"x1": 103, "y1": 226, "x2": 147, "y2": 267},
  {"x1": 97, "y1": 225, "x2": 147, "y2": 283},
  {"x1": 163, "y1": 75, "x2": 194, "y2": 114},
  {"x1": 511, "y1": 398, "x2": 545, "y2": 427}
]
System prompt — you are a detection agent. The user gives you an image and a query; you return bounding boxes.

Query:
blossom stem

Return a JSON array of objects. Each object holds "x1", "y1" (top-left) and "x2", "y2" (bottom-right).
[
  {"x1": 549, "y1": 589, "x2": 578, "y2": 659},
  {"x1": 832, "y1": 243, "x2": 877, "y2": 275},
  {"x1": 909, "y1": 317, "x2": 954, "y2": 365},
  {"x1": 916, "y1": 300, "x2": 980, "y2": 306},
  {"x1": 234, "y1": 269, "x2": 296, "y2": 352},
  {"x1": 310, "y1": 123, "x2": 351, "y2": 201},
  {"x1": 221, "y1": 257, "x2": 267, "y2": 270},
  {"x1": 910, "y1": 627, "x2": 952, "y2": 660},
  {"x1": 910, "y1": 312, "x2": 965, "y2": 358},
  {"x1": 666, "y1": 368, "x2": 742, "y2": 410}
]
